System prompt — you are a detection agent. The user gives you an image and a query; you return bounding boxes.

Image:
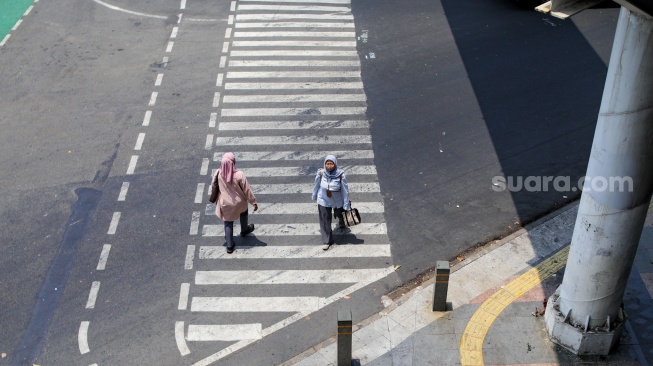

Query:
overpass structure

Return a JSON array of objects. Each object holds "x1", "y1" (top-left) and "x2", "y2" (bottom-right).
[{"x1": 537, "y1": 0, "x2": 653, "y2": 356}]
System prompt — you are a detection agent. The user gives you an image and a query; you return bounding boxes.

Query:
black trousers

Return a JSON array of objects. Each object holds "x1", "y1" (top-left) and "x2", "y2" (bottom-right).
[
  {"x1": 318, "y1": 204, "x2": 345, "y2": 244},
  {"x1": 224, "y1": 210, "x2": 248, "y2": 248}
]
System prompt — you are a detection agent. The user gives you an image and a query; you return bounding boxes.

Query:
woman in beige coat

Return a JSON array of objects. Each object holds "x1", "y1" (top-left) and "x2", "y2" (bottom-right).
[{"x1": 212, "y1": 152, "x2": 258, "y2": 253}]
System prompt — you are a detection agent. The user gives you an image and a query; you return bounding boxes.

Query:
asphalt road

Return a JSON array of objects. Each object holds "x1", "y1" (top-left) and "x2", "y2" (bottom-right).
[{"x1": 0, "y1": 0, "x2": 619, "y2": 365}]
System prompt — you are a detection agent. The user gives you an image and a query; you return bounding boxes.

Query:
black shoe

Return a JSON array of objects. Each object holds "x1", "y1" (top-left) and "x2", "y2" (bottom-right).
[
  {"x1": 226, "y1": 245, "x2": 235, "y2": 254},
  {"x1": 240, "y1": 224, "x2": 255, "y2": 237}
]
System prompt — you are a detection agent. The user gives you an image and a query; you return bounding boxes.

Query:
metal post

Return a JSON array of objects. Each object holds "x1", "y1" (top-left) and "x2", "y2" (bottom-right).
[
  {"x1": 432, "y1": 260, "x2": 450, "y2": 311},
  {"x1": 545, "y1": 7, "x2": 653, "y2": 355},
  {"x1": 337, "y1": 310, "x2": 352, "y2": 366}
]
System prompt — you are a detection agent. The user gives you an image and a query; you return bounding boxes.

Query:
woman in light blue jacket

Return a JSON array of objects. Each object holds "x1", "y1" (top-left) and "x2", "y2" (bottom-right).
[{"x1": 312, "y1": 155, "x2": 350, "y2": 250}]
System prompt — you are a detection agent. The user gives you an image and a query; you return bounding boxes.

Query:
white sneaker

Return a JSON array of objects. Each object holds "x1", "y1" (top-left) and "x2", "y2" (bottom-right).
[{"x1": 322, "y1": 243, "x2": 331, "y2": 251}]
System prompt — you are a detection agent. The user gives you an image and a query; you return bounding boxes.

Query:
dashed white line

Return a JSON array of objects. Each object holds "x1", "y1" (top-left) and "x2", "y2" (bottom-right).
[
  {"x1": 24, "y1": 5, "x2": 34, "y2": 15},
  {"x1": 222, "y1": 42, "x2": 230, "y2": 53},
  {"x1": 143, "y1": 110, "x2": 152, "y2": 126},
  {"x1": 180, "y1": 0, "x2": 186, "y2": 9},
  {"x1": 162, "y1": 56, "x2": 169, "y2": 68},
  {"x1": 204, "y1": 135, "x2": 214, "y2": 150},
  {"x1": 126, "y1": 155, "x2": 138, "y2": 175},
  {"x1": 148, "y1": 92, "x2": 158, "y2": 106},
  {"x1": 212, "y1": 92, "x2": 221, "y2": 108},
  {"x1": 225, "y1": 28, "x2": 232, "y2": 39},
  {"x1": 228, "y1": 15, "x2": 234, "y2": 25},
  {"x1": 171, "y1": 27, "x2": 178, "y2": 38},
  {"x1": 85, "y1": 282, "x2": 101, "y2": 309},
  {"x1": 108, "y1": 212, "x2": 121, "y2": 235},
  {"x1": 219, "y1": 56, "x2": 227, "y2": 68},
  {"x1": 78, "y1": 321, "x2": 90, "y2": 354},
  {"x1": 209, "y1": 112, "x2": 218, "y2": 127},
  {"x1": 200, "y1": 158, "x2": 210, "y2": 175},
  {"x1": 166, "y1": 41, "x2": 174, "y2": 53},
  {"x1": 230, "y1": 1, "x2": 236, "y2": 11},
  {"x1": 190, "y1": 211, "x2": 201, "y2": 235},
  {"x1": 155, "y1": 73, "x2": 164, "y2": 86},
  {"x1": 118, "y1": 182, "x2": 130, "y2": 201},
  {"x1": 178, "y1": 283, "x2": 190, "y2": 310},
  {"x1": 0, "y1": 35, "x2": 10, "y2": 47},
  {"x1": 195, "y1": 183, "x2": 206, "y2": 203},
  {"x1": 134, "y1": 133, "x2": 145, "y2": 150},
  {"x1": 185, "y1": 245, "x2": 195, "y2": 270},
  {"x1": 175, "y1": 322, "x2": 191, "y2": 356},
  {"x1": 216, "y1": 74, "x2": 224, "y2": 87},
  {"x1": 97, "y1": 244, "x2": 112, "y2": 270},
  {"x1": 12, "y1": 19, "x2": 23, "y2": 31}
]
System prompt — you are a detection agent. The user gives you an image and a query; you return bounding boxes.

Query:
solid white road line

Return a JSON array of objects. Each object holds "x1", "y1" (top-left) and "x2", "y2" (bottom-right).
[
  {"x1": 185, "y1": 245, "x2": 195, "y2": 269},
  {"x1": 190, "y1": 212, "x2": 201, "y2": 235},
  {"x1": 230, "y1": 50, "x2": 357, "y2": 57},
  {"x1": 126, "y1": 155, "x2": 138, "y2": 175},
  {"x1": 199, "y1": 244, "x2": 391, "y2": 259},
  {"x1": 233, "y1": 40, "x2": 355, "y2": 47},
  {"x1": 202, "y1": 222, "x2": 387, "y2": 236},
  {"x1": 234, "y1": 31, "x2": 354, "y2": 38},
  {"x1": 196, "y1": 268, "x2": 392, "y2": 285},
  {"x1": 108, "y1": 212, "x2": 121, "y2": 235},
  {"x1": 118, "y1": 182, "x2": 129, "y2": 201},
  {"x1": 85, "y1": 281, "x2": 100, "y2": 309},
  {"x1": 195, "y1": 183, "x2": 206, "y2": 203},
  {"x1": 226, "y1": 71, "x2": 360, "y2": 78},
  {"x1": 78, "y1": 321, "x2": 90, "y2": 354},
  {"x1": 148, "y1": 92, "x2": 158, "y2": 106},
  {"x1": 238, "y1": 165, "x2": 377, "y2": 177},
  {"x1": 218, "y1": 120, "x2": 368, "y2": 130},
  {"x1": 191, "y1": 296, "x2": 321, "y2": 313},
  {"x1": 236, "y1": 14, "x2": 353, "y2": 21},
  {"x1": 143, "y1": 110, "x2": 152, "y2": 126},
  {"x1": 178, "y1": 283, "x2": 190, "y2": 310},
  {"x1": 213, "y1": 150, "x2": 375, "y2": 161},
  {"x1": 221, "y1": 107, "x2": 366, "y2": 117},
  {"x1": 175, "y1": 322, "x2": 191, "y2": 356},
  {"x1": 216, "y1": 135, "x2": 370, "y2": 145},
  {"x1": 238, "y1": 5, "x2": 349, "y2": 11},
  {"x1": 134, "y1": 133, "x2": 145, "y2": 150},
  {"x1": 235, "y1": 22, "x2": 354, "y2": 28},
  {"x1": 225, "y1": 81, "x2": 363, "y2": 90},
  {"x1": 187, "y1": 324, "x2": 262, "y2": 341},
  {"x1": 97, "y1": 244, "x2": 111, "y2": 270},
  {"x1": 227, "y1": 60, "x2": 359, "y2": 67}
]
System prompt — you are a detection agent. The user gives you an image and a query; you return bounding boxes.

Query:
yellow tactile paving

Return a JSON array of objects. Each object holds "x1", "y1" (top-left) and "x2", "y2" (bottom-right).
[{"x1": 459, "y1": 246, "x2": 570, "y2": 366}]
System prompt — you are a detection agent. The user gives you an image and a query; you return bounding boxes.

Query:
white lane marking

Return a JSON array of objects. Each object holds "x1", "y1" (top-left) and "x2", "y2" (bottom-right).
[
  {"x1": 143, "y1": 110, "x2": 152, "y2": 126},
  {"x1": 199, "y1": 244, "x2": 391, "y2": 259},
  {"x1": 218, "y1": 120, "x2": 368, "y2": 130},
  {"x1": 228, "y1": 14, "x2": 234, "y2": 24},
  {"x1": 24, "y1": 5, "x2": 34, "y2": 15},
  {"x1": 233, "y1": 40, "x2": 355, "y2": 47},
  {"x1": 12, "y1": 19, "x2": 23, "y2": 31},
  {"x1": 155, "y1": 73, "x2": 164, "y2": 86},
  {"x1": 216, "y1": 135, "x2": 371, "y2": 145},
  {"x1": 192, "y1": 267, "x2": 394, "y2": 365},
  {"x1": 108, "y1": 212, "x2": 121, "y2": 235},
  {"x1": 219, "y1": 56, "x2": 227, "y2": 68},
  {"x1": 226, "y1": 71, "x2": 360, "y2": 78},
  {"x1": 187, "y1": 324, "x2": 262, "y2": 341},
  {"x1": 238, "y1": 165, "x2": 377, "y2": 177},
  {"x1": 235, "y1": 22, "x2": 354, "y2": 28},
  {"x1": 196, "y1": 268, "x2": 392, "y2": 285},
  {"x1": 126, "y1": 155, "x2": 138, "y2": 175},
  {"x1": 238, "y1": 4, "x2": 349, "y2": 11},
  {"x1": 225, "y1": 28, "x2": 232, "y2": 39},
  {"x1": 177, "y1": 13, "x2": 183, "y2": 24},
  {"x1": 202, "y1": 222, "x2": 387, "y2": 236},
  {"x1": 180, "y1": 0, "x2": 186, "y2": 9},
  {"x1": 134, "y1": 133, "x2": 145, "y2": 150},
  {"x1": 97, "y1": 244, "x2": 111, "y2": 270},
  {"x1": 192, "y1": 297, "x2": 320, "y2": 313},
  {"x1": 212, "y1": 92, "x2": 221, "y2": 108},
  {"x1": 230, "y1": 1, "x2": 236, "y2": 11},
  {"x1": 190, "y1": 212, "x2": 201, "y2": 235},
  {"x1": 185, "y1": 245, "x2": 195, "y2": 269},
  {"x1": 213, "y1": 150, "x2": 374, "y2": 161},
  {"x1": 222, "y1": 107, "x2": 366, "y2": 117},
  {"x1": 200, "y1": 158, "x2": 209, "y2": 175},
  {"x1": 179, "y1": 283, "x2": 190, "y2": 310},
  {"x1": 85, "y1": 281, "x2": 101, "y2": 309},
  {"x1": 239, "y1": 0, "x2": 350, "y2": 3},
  {"x1": 171, "y1": 27, "x2": 178, "y2": 38},
  {"x1": 220, "y1": 201, "x2": 384, "y2": 215},
  {"x1": 0, "y1": 35, "x2": 10, "y2": 47},
  {"x1": 92, "y1": 0, "x2": 168, "y2": 19},
  {"x1": 216, "y1": 74, "x2": 224, "y2": 87},
  {"x1": 166, "y1": 41, "x2": 174, "y2": 53},
  {"x1": 78, "y1": 321, "x2": 90, "y2": 354},
  {"x1": 205, "y1": 135, "x2": 214, "y2": 150},
  {"x1": 234, "y1": 31, "x2": 354, "y2": 38},
  {"x1": 195, "y1": 183, "x2": 206, "y2": 203},
  {"x1": 228, "y1": 60, "x2": 359, "y2": 67},
  {"x1": 236, "y1": 13, "x2": 353, "y2": 21},
  {"x1": 162, "y1": 56, "x2": 169, "y2": 68},
  {"x1": 222, "y1": 42, "x2": 229, "y2": 53},
  {"x1": 209, "y1": 112, "x2": 218, "y2": 127},
  {"x1": 118, "y1": 182, "x2": 129, "y2": 201},
  {"x1": 225, "y1": 82, "x2": 363, "y2": 90},
  {"x1": 148, "y1": 92, "x2": 158, "y2": 106},
  {"x1": 175, "y1": 322, "x2": 191, "y2": 356},
  {"x1": 230, "y1": 50, "x2": 357, "y2": 57}
]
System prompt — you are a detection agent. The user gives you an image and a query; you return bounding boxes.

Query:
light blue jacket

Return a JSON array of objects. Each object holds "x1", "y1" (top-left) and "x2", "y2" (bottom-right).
[{"x1": 312, "y1": 155, "x2": 350, "y2": 210}]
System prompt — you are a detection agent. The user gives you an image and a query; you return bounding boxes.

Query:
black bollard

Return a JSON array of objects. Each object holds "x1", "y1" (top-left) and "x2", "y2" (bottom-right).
[
  {"x1": 337, "y1": 310, "x2": 352, "y2": 366},
  {"x1": 432, "y1": 261, "x2": 450, "y2": 311}
]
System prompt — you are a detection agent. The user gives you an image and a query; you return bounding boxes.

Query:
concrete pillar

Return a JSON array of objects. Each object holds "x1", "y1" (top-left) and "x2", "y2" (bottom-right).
[{"x1": 545, "y1": 7, "x2": 653, "y2": 355}]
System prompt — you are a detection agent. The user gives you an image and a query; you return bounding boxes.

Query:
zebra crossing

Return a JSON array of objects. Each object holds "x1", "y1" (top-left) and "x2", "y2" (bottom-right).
[{"x1": 177, "y1": 0, "x2": 393, "y2": 363}]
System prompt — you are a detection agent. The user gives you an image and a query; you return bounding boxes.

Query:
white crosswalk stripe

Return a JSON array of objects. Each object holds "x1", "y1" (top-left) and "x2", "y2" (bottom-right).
[{"x1": 178, "y1": 0, "x2": 394, "y2": 361}]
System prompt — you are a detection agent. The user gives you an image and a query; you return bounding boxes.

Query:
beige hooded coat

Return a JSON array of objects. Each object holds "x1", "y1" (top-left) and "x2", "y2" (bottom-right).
[{"x1": 212, "y1": 169, "x2": 257, "y2": 221}]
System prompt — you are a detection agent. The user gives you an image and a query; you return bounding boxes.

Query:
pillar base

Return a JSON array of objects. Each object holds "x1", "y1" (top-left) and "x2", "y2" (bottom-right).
[{"x1": 544, "y1": 290, "x2": 627, "y2": 355}]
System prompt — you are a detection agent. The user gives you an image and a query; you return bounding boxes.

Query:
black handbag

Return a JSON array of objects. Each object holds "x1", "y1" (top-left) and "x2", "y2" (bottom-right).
[
  {"x1": 209, "y1": 171, "x2": 220, "y2": 203},
  {"x1": 343, "y1": 207, "x2": 361, "y2": 227}
]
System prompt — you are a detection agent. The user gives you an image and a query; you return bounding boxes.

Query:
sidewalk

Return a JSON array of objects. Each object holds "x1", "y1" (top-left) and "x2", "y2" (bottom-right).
[{"x1": 283, "y1": 202, "x2": 653, "y2": 366}]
